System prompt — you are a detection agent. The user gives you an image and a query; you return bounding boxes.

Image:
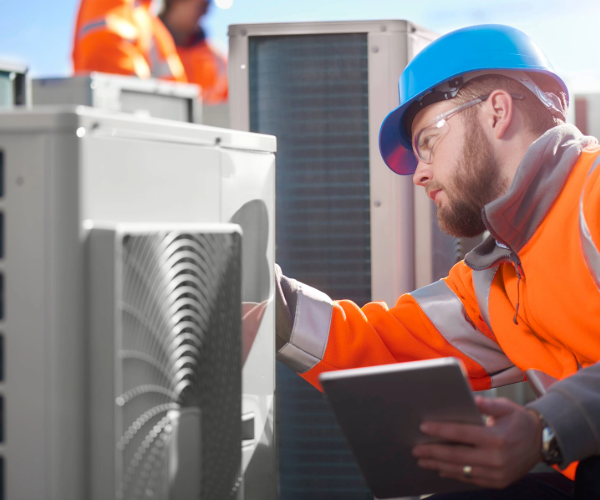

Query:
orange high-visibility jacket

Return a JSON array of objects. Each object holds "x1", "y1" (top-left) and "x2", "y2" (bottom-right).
[
  {"x1": 275, "y1": 125, "x2": 600, "y2": 472},
  {"x1": 175, "y1": 36, "x2": 228, "y2": 104},
  {"x1": 72, "y1": 0, "x2": 186, "y2": 82}
]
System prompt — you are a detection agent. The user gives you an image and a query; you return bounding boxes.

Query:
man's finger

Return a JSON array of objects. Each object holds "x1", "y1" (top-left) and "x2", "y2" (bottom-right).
[
  {"x1": 475, "y1": 396, "x2": 518, "y2": 418},
  {"x1": 419, "y1": 421, "x2": 494, "y2": 446},
  {"x1": 417, "y1": 459, "x2": 502, "y2": 486},
  {"x1": 413, "y1": 443, "x2": 501, "y2": 468}
]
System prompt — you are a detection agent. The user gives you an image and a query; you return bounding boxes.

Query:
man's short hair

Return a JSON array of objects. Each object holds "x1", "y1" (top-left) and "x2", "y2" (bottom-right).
[{"x1": 454, "y1": 72, "x2": 568, "y2": 135}]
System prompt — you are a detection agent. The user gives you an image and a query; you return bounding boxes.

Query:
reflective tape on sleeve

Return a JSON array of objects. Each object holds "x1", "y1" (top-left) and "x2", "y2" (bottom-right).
[
  {"x1": 78, "y1": 18, "x2": 107, "y2": 40},
  {"x1": 149, "y1": 42, "x2": 176, "y2": 79},
  {"x1": 472, "y1": 266, "x2": 499, "y2": 332},
  {"x1": 276, "y1": 283, "x2": 333, "y2": 374},
  {"x1": 411, "y1": 280, "x2": 523, "y2": 387},
  {"x1": 580, "y1": 155, "x2": 600, "y2": 292}
]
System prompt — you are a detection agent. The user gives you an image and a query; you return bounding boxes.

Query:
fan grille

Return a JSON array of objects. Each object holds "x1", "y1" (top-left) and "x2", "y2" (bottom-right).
[{"x1": 116, "y1": 231, "x2": 241, "y2": 500}]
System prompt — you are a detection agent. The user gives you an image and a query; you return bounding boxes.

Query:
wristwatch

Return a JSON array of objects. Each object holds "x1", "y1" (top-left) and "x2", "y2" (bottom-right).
[
  {"x1": 529, "y1": 409, "x2": 563, "y2": 465},
  {"x1": 541, "y1": 423, "x2": 563, "y2": 465}
]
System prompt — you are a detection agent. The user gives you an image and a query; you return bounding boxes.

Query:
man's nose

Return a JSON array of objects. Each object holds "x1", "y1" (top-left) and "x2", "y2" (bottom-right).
[{"x1": 413, "y1": 161, "x2": 432, "y2": 187}]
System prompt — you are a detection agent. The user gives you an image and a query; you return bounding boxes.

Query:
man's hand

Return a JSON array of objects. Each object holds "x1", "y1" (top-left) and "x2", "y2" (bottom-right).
[{"x1": 412, "y1": 396, "x2": 544, "y2": 489}]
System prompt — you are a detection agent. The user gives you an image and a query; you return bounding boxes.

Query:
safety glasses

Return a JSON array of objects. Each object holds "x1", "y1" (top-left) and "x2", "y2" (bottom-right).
[{"x1": 412, "y1": 93, "x2": 524, "y2": 164}]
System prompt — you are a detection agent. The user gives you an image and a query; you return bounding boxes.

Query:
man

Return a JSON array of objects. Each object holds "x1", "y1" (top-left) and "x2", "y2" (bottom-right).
[
  {"x1": 72, "y1": 0, "x2": 187, "y2": 82},
  {"x1": 275, "y1": 25, "x2": 600, "y2": 499},
  {"x1": 159, "y1": 0, "x2": 228, "y2": 104}
]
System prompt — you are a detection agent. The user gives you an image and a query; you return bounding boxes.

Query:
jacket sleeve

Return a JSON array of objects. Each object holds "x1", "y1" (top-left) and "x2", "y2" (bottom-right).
[
  {"x1": 527, "y1": 156, "x2": 600, "y2": 468},
  {"x1": 74, "y1": 29, "x2": 151, "y2": 78},
  {"x1": 275, "y1": 262, "x2": 523, "y2": 392}
]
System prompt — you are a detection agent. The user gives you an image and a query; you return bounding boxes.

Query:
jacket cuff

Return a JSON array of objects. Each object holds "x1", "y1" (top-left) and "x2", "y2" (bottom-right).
[
  {"x1": 528, "y1": 389, "x2": 598, "y2": 468},
  {"x1": 274, "y1": 275, "x2": 333, "y2": 374}
]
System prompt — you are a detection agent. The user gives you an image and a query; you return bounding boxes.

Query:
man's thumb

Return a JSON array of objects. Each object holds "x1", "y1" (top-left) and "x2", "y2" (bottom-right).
[{"x1": 475, "y1": 396, "x2": 517, "y2": 418}]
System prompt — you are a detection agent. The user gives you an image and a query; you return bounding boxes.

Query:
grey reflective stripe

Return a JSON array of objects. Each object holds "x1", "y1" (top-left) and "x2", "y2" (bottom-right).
[
  {"x1": 149, "y1": 41, "x2": 175, "y2": 78},
  {"x1": 276, "y1": 283, "x2": 333, "y2": 374},
  {"x1": 579, "y1": 154, "x2": 600, "y2": 291},
  {"x1": 491, "y1": 365, "x2": 524, "y2": 387},
  {"x1": 472, "y1": 266, "x2": 499, "y2": 331},
  {"x1": 78, "y1": 18, "x2": 107, "y2": 40},
  {"x1": 411, "y1": 280, "x2": 523, "y2": 388}
]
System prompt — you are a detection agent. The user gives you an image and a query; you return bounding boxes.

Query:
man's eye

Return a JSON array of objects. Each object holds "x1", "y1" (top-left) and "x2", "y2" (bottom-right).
[{"x1": 420, "y1": 135, "x2": 435, "y2": 150}]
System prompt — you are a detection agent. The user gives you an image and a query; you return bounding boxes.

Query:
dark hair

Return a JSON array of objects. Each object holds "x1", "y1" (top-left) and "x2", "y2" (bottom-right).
[{"x1": 454, "y1": 72, "x2": 567, "y2": 135}]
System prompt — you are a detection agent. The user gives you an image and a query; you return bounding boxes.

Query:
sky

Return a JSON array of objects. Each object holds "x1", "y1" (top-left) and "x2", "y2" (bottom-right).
[{"x1": 1, "y1": 0, "x2": 600, "y2": 94}]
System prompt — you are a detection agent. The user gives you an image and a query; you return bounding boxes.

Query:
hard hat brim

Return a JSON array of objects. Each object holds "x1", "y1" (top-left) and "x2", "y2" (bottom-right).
[{"x1": 379, "y1": 102, "x2": 418, "y2": 175}]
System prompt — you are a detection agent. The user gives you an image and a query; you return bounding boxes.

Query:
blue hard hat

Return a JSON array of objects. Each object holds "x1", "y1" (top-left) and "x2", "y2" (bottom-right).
[{"x1": 379, "y1": 24, "x2": 569, "y2": 175}]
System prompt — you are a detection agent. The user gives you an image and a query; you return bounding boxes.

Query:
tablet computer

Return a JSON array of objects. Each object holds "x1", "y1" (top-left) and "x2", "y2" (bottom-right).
[{"x1": 319, "y1": 357, "x2": 483, "y2": 499}]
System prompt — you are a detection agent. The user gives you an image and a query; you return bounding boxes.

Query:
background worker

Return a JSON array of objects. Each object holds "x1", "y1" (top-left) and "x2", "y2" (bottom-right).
[
  {"x1": 275, "y1": 25, "x2": 600, "y2": 499},
  {"x1": 72, "y1": 0, "x2": 187, "y2": 82},
  {"x1": 159, "y1": 0, "x2": 228, "y2": 104}
]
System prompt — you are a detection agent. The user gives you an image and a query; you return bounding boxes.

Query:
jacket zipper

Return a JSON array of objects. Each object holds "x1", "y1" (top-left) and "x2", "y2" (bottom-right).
[{"x1": 508, "y1": 253, "x2": 523, "y2": 325}]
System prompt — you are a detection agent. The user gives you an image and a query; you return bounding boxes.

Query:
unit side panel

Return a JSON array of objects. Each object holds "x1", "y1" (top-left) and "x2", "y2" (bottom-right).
[
  {"x1": 88, "y1": 229, "x2": 119, "y2": 500},
  {"x1": 414, "y1": 188, "x2": 435, "y2": 288},
  {"x1": 81, "y1": 135, "x2": 221, "y2": 223},
  {"x1": 228, "y1": 34, "x2": 250, "y2": 131},
  {"x1": 368, "y1": 31, "x2": 415, "y2": 304},
  {"x1": 219, "y1": 148, "x2": 276, "y2": 500},
  {"x1": 583, "y1": 94, "x2": 600, "y2": 138},
  {"x1": 407, "y1": 29, "x2": 438, "y2": 60},
  {"x1": 46, "y1": 132, "x2": 86, "y2": 500},
  {"x1": 1, "y1": 133, "x2": 49, "y2": 499}
]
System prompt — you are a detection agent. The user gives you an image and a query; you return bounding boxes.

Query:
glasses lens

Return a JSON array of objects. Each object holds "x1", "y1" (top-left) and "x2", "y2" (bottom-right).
[{"x1": 414, "y1": 119, "x2": 449, "y2": 164}]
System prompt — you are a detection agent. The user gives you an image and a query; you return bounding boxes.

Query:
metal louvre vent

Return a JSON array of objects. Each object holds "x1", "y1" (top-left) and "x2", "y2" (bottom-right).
[
  {"x1": 249, "y1": 33, "x2": 372, "y2": 500},
  {"x1": 116, "y1": 231, "x2": 241, "y2": 500},
  {"x1": 249, "y1": 33, "x2": 371, "y2": 305}
]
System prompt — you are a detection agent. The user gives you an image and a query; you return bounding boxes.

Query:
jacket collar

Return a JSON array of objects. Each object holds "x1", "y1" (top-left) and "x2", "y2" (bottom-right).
[{"x1": 465, "y1": 124, "x2": 597, "y2": 269}]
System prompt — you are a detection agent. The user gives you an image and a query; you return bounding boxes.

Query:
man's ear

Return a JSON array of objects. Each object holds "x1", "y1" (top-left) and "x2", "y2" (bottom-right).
[{"x1": 486, "y1": 90, "x2": 514, "y2": 140}]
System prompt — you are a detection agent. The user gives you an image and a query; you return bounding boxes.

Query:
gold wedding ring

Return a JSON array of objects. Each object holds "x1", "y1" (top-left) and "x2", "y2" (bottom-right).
[{"x1": 462, "y1": 465, "x2": 473, "y2": 478}]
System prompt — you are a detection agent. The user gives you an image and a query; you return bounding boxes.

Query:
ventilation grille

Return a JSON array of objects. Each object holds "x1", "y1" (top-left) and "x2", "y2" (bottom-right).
[
  {"x1": 250, "y1": 33, "x2": 371, "y2": 305},
  {"x1": 249, "y1": 33, "x2": 372, "y2": 500},
  {"x1": 116, "y1": 231, "x2": 241, "y2": 500}
]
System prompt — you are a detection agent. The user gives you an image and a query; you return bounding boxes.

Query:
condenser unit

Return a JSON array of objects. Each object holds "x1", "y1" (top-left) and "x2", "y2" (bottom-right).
[
  {"x1": 0, "y1": 60, "x2": 29, "y2": 109},
  {"x1": 0, "y1": 106, "x2": 275, "y2": 499},
  {"x1": 32, "y1": 73, "x2": 201, "y2": 123},
  {"x1": 228, "y1": 20, "x2": 483, "y2": 500}
]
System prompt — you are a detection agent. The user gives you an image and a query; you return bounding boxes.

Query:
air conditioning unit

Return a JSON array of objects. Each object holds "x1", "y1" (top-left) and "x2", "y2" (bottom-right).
[
  {"x1": 0, "y1": 60, "x2": 29, "y2": 109},
  {"x1": 32, "y1": 73, "x2": 201, "y2": 123},
  {"x1": 0, "y1": 106, "x2": 275, "y2": 499},
  {"x1": 228, "y1": 20, "x2": 484, "y2": 499}
]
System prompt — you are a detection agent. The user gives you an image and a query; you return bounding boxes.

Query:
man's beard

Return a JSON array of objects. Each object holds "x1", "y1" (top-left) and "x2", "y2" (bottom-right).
[{"x1": 435, "y1": 117, "x2": 509, "y2": 238}]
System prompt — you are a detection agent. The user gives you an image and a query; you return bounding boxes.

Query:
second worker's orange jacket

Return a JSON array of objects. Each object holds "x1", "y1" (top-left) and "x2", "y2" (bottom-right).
[
  {"x1": 175, "y1": 34, "x2": 228, "y2": 105},
  {"x1": 275, "y1": 125, "x2": 600, "y2": 476},
  {"x1": 72, "y1": 0, "x2": 186, "y2": 82},
  {"x1": 158, "y1": 25, "x2": 228, "y2": 105}
]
